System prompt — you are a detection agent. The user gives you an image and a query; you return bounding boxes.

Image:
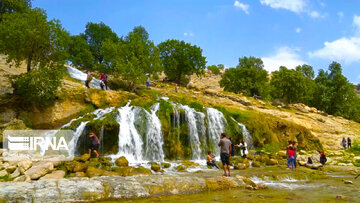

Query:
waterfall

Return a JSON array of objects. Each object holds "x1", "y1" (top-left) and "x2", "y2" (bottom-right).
[
  {"x1": 206, "y1": 108, "x2": 227, "y2": 156},
  {"x1": 65, "y1": 65, "x2": 102, "y2": 89},
  {"x1": 178, "y1": 104, "x2": 202, "y2": 160},
  {"x1": 143, "y1": 103, "x2": 164, "y2": 161},
  {"x1": 67, "y1": 121, "x2": 88, "y2": 157},
  {"x1": 171, "y1": 102, "x2": 181, "y2": 138},
  {"x1": 116, "y1": 103, "x2": 144, "y2": 162},
  {"x1": 237, "y1": 122, "x2": 254, "y2": 149}
]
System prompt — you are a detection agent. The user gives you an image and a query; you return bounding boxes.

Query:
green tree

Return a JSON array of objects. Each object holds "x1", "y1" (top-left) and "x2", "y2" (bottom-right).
[
  {"x1": 220, "y1": 56, "x2": 269, "y2": 98},
  {"x1": 217, "y1": 64, "x2": 225, "y2": 70},
  {"x1": 83, "y1": 22, "x2": 118, "y2": 66},
  {"x1": 102, "y1": 26, "x2": 161, "y2": 90},
  {"x1": 0, "y1": 0, "x2": 31, "y2": 20},
  {"x1": 270, "y1": 66, "x2": 314, "y2": 104},
  {"x1": 0, "y1": 8, "x2": 70, "y2": 72},
  {"x1": 207, "y1": 65, "x2": 221, "y2": 74},
  {"x1": 158, "y1": 39, "x2": 206, "y2": 84},
  {"x1": 68, "y1": 35, "x2": 94, "y2": 68},
  {"x1": 296, "y1": 64, "x2": 315, "y2": 79}
]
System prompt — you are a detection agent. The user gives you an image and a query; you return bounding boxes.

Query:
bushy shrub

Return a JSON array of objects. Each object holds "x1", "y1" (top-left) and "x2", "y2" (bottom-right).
[
  {"x1": 207, "y1": 65, "x2": 221, "y2": 75},
  {"x1": 14, "y1": 67, "x2": 63, "y2": 106},
  {"x1": 346, "y1": 139, "x2": 360, "y2": 155}
]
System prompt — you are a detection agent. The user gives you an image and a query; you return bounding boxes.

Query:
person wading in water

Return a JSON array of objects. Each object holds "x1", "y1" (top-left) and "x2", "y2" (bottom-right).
[{"x1": 218, "y1": 133, "x2": 232, "y2": 176}]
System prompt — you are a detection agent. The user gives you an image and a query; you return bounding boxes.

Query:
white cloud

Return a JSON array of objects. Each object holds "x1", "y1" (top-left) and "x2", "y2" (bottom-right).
[
  {"x1": 309, "y1": 15, "x2": 360, "y2": 64},
  {"x1": 260, "y1": 0, "x2": 307, "y2": 13},
  {"x1": 354, "y1": 15, "x2": 360, "y2": 34},
  {"x1": 295, "y1": 27, "x2": 301, "y2": 33},
  {"x1": 262, "y1": 47, "x2": 306, "y2": 72},
  {"x1": 184, "y1": 32, "x2": 194, "y2": 37},
  {"x1": 308, "y1": 37, "x2": 360, "y2": 64},
  {"x1": 309, "y1": 11, "x2": 326, "y2": 19},
  {"x1": 234, "y1": 1, "x2": 249, "y2": 15}
]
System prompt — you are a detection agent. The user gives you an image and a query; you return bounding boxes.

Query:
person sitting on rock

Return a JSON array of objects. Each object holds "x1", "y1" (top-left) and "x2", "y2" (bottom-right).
[
  {"x1": 206, "y1": 151, "x2": 219, "y2": 169},
  {"x1": 85, "y1": 71, "x2": 92, "y2": 88},
  {"x1": 307, "y1": 157, "x2": 313, "y2": 164},
  {"x1": 88, "y1": 132, "x2": 100, "y2": 158},
  {"x1": 320, "y1": 152, "x2": 327, "y2": 165}
]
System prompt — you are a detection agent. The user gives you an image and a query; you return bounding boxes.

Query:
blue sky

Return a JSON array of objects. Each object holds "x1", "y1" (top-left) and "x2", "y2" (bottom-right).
[{"x1": 33, "y1": 0, "x2": 360, "y2": 83}]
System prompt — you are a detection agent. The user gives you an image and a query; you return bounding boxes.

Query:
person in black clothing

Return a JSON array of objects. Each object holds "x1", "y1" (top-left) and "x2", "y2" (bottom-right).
[
  {"x1": 347, "y1": 137, "x2": 352, "y2": 148},
  {"x1": 88, "y1": 132, "x2": 100, "y2": 157},
  {"x1": 320, "y1": 152, "x2": 327, "y2": 165},
  {"x1": 307, "y1": 157, "x2": 313, "y2": 164},
  {"x1": 229, "y1": 137, "x2": 235, "y2": 157}
]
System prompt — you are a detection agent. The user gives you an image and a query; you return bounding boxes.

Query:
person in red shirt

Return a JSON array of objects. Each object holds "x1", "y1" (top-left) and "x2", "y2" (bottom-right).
[{"x1": 287, "y1": 146, "x2": 296, "y2": 170}]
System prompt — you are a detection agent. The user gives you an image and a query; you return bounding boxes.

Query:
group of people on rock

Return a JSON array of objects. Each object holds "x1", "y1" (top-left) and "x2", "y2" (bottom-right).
[
  {"x1": 341, "y1": 137, "x2": 352, "y2": 149},
  {"x1": 85, "y1": 71, "x2": 108, "y2": 90},
  {"x1": 206, "y1": 133, "x2": 249, "y2": 176}
]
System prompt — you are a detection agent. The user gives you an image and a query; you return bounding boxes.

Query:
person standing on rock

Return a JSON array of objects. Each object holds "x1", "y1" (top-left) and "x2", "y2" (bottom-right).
[
  {"x1": 85, "y1": 71, "x2": 92, "y2": 88},
  {"x1": 229, "y1": 137, "x2": 235, "y2": 157},
  {"x1": 218, "y1": 133, "x2": 232, "y2": 176},
  {"x1": 100, "y1": 73, "x2": 108, "y2": 90},
  {"x1": 288, "y1": 146, "x2": 296, "y2": 170},
  {"x1": 347, "y1": 137, "x2": 352, "y2": 148},
  {"x1": 146, "y1": 76, "x2": 151, "y2": 89},
  {"x1": 175, "y1": 83, "x2": 178, "y2": 93},
  {"x1": 342, "y1": 137, "x2": 347, "y2": 149},
  {"x1": 320, "y1": 152, "x2": 327, "y2": 165},
  {"x1": 235, "y1": 139, "x2": 248, "y2": 158},
  {"x1": 88, "y1": 132, "x2": 100, "y2": 158}
]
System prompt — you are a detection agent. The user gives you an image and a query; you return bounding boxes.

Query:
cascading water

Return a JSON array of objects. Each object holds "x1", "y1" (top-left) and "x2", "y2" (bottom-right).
[
  {"x1": 67, "y1": 121, "x2": 88, "y2": 157},
  {"x1": 206, "y1": 108, "x2": 227, "y2": 156},
  {"x1": 143, "y1": 103, "x2": 164, "y2": 161},
  {"x1": 237, "y1": 123, "x2": 254, "y2": 149},
  {"x1": 178, "y1": 104, "x2": 203, "y2": 160},
  {"x1": 65, "y1": 65, "x2": 102, "y2": 89},
  {"x1": 116, "y1": 103, "x2": 144, "y2": 162}
]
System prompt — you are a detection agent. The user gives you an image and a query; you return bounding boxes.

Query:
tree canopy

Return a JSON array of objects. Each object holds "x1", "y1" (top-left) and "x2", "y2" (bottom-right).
[
  {"x1": 158, "y1": 39, "x2": 206, "y2": 85},
  {"x1": 0, "y1": 8, "x2": 70, "y2": 72},
  {"x1": 220, "y1": 56, "x2": 269, "y2": 98}
]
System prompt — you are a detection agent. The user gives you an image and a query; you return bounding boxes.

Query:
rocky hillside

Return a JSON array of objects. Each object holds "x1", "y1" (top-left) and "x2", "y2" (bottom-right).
[{"x1": 0, "y1": 56, "x2": 359, "y2": 151}]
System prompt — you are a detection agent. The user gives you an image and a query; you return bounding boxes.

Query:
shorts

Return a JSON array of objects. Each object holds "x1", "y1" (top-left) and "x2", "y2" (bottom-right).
[
  {"x1": 89, "y1": 144, "x2": 99, "y2": 151},
  {"x1": 220, "y1": 153, "x2": 230, "y2": 166}
]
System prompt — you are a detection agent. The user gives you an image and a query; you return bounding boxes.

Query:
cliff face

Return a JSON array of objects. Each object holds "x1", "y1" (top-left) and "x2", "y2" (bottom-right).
[{"x1": 0, "y1": 57, "x2": 359, "y2": 150}]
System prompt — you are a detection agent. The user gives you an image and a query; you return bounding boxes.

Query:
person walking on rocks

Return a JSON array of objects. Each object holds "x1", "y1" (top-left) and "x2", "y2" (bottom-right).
[
  {"x1": 342, "y1": 137, "x2": 347, "y2": 149},
  {"x1": 88, "y1": 132, "x2": 100, "y2": 157},
  {"x1": 347, "y1": 137, "x2": 352, "y2": 148},
  {"x1": 288, "y1": 146, "x2": 296, "y2": 170},
  {"x1": 218, "y1": 133, "x2": 232, "y2": 176}
]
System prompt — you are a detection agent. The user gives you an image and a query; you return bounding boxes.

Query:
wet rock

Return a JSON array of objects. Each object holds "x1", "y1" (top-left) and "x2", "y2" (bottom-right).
[
  {"x1": 150, "y1": 162, "x2": 161, "y2": 172},
  {"x1": 161, "y1": 162, "x2": 171, "y2": 168},
  {"x1": 298, "y1": 161, "x2": 306, "y2": 166},
  {"x1": 115, "y1": 156, "x2": 129, "y2": 167},
  {"x1": 277, "y1": 151, "x2": 287, "y2": 159},
  {"x1": 80, "y1": 154, "x2": 90, "y2": 162},
  {"x1": 86, "y1": 167, "x2": 104, "y2": 177},
  {"x1": 111, "y1": 166, "x2": 134, "y2": 176},
  {"x1": 25, "y1": 162, "x2": 54, "y2": 180},
  {"x1": 176, "y1": 165, "x2": 187, "y2": 172},
  {"x1": 256, "y1": 183, "x2": 267, "y2": 189},
  {"x1": 73, "y1": 161, "x2": 88, "y2": 172},
  {"x1": 132, "y1": 167, "x2": 152, "y2": 175},
  {"x1": 41, "y1": 170, "x2": 65, "y2": 179},
  {"x1": 245, "y1": 185, "x2": 254, "y2": 190},
  {"x1": 181, "y1": 160, "x2": 200, "y2": 168},
  {"x1": 234, "y1": 163, "x2": 248, "y2": 170},
  {"x1": 102, "y1": 171, "x2": 120, "y2": 176},
  {"x1": 69, "y1": 172, "x2": 86, "y2": 177},
  {"x1": 266, "y1": 159, "x2": 278, "y2": 166},
  {"x1": 252, "y1": 161, "x2": 261, "y2": 167},
  {"x1": 343, "y1": 180, "x2": 353, "y2": 184},
  {"x1": 205, "y1": 176, "x2": 241, "y2": 190},
  {"x1": 305, "y1": 163, "x2": 323, "y2": 170}
]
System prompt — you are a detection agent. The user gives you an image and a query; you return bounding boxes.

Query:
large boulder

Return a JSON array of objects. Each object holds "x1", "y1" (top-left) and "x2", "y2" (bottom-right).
[
  {"x1": 0, "y1": 169, "x2": 7, "y2": 177},
  {"x1": 305, "y1": 163, "x2": 323, "y2": 169},
  {"x1": 150, "y1": 162, "x2": 161, "y2": 172},
  {"x1": 73, "y1": 161, "x2": 88, "y2": 172},
  {"x1": 24, "y1": 162, "x2": 54, "y2": 180},
  {"x1": 86, "y1": 167, "x2": 104, "y2": 177},
  {"x1": 80, "y1": 154, "x2": 90, "y2": 162},
  {"x1": 115, "y1": 156, "x2": 129, "y2": 167},
  {"x1": 17, "y1": 160, "x2": 32, "y2": 173},
  {"x1": 13, "y1": 174, "x2": 31, "y2": 182},
  {"x1": 10, "y1": 168, "x2": 21, "y2": 178},
  {"x1": 41, "y1": 170, "x2": 65, "y2": 179},
  {"x1": 266, "y1": 159, "x2": 278, "y2": 166}
]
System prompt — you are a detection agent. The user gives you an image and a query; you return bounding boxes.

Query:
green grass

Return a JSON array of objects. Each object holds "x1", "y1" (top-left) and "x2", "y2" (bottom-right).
[{"x1": 346, "y1": 139, "x2": 360, "y2": 155}]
